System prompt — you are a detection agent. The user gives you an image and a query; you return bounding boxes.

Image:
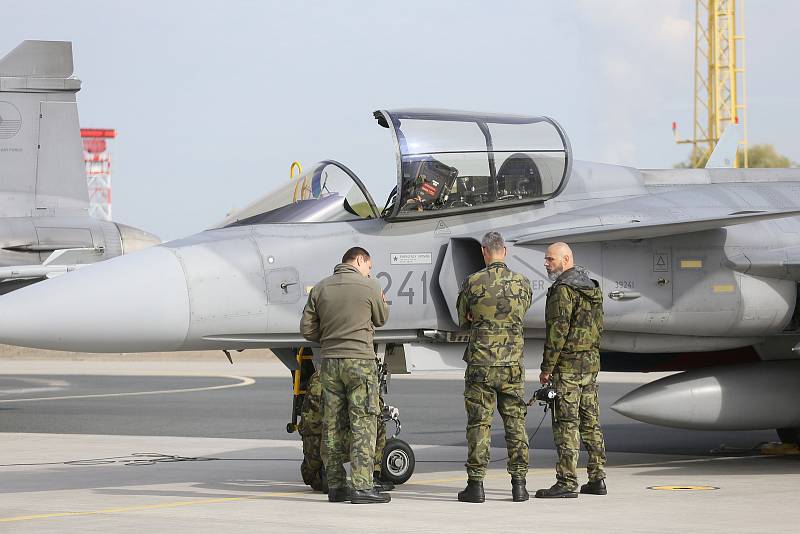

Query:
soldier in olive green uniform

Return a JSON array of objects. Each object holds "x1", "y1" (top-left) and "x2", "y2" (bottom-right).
[
  {"x1": 299, "y1": 369, "x2": 393, "y2": 493},
  {"x1": 300, "y1": 246, "x2": 391, "y2": 504},
  {"x1": 536, "y1": 242, "x2": 607, "y2": 499},
  {"x1": 456, "y1": 231, "x2": 532, "y2": 503}
]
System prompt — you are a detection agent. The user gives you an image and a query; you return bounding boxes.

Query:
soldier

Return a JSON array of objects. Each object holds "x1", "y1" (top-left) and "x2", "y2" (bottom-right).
[
  {"x1": 299, "y1": 370, "x2": 326, "y2": 492},
  {"x1": 456, "y1": 231, "x2": 533, "y2": 503},
  {"x1": 299, "y1": 369, "x2": 394, "y2": 493},
  {"x1": 300, "y1": 246, "x2": 391, "y2": 504},
  {"x1": 535, "y1": 241, "x2": 607, "y2": 499}
]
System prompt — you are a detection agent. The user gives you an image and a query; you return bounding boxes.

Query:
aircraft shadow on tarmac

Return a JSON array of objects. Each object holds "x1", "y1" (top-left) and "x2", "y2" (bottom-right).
[{"x1": 613, "y1": 455, "x2": 800, "y2": 477}]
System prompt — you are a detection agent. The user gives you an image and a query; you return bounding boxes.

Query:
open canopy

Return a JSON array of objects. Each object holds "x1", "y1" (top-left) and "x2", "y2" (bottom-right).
[
  {"x1": 375, "y1": 109, "x2": 572, "y2": 219},
  {"x1": 221, "y1": 160, "x2": 379, "y2": 227}
]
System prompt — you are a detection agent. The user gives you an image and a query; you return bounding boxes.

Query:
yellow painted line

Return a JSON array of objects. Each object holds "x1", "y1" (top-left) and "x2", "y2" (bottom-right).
[
  {"x1": 712, "y1": 284, "x2": 735, "y2": 293},
  {"x1": 0, "y1": 490, "x2": 305, "y2": 524},
  {"x1": 0, "y1": 375, "x2": 255, "y2": 403},
  {"x1": 680, "y1": 259, "x2": 703, "y2": 269},
  {"x1": 648, "y1": 485, "x2": 719, "y2": 491},
  {"x1": 0, "y1": 470, "x2": 552, "y2": 523}
]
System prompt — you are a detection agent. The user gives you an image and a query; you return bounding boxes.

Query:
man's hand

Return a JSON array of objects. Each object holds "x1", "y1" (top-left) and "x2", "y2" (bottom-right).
[
  {"x1": 381, "y1": 290, "x2": 387, "y2": 303},
  {"x1": 539, "y1": 372, "x2": 551, "y2": 385},
  {"x1": 466, "y1": 311, "x2": 473, "y2": 322}
]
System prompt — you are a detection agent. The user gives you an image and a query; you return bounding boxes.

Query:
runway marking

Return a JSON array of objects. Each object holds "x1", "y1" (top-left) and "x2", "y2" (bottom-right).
[
  {"x1": 648, "y1": 485, "x2": 719, "y2": 491},
  {"x1": 0, "y1": 491, "x2": 305, "y2": 523},
  {"x1": 0, "y1": 471, "x2": 537, "y2": 524},
  {"x1": 0, "y1": 377, "x2": 69, "y2": 396},
  {"x1": 0, "y1": 375, "x2": 255, "y2": 403}
]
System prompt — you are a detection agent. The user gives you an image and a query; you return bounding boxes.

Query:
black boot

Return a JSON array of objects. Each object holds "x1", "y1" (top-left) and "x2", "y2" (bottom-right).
[
  {"x1": 511, "y1": 477, "x2": 529, "y2": 502},
  {"x1": 311, "y1": 468, "x2": 328, "y2": 493},
  {"x1": 350, "y1": 488, "x2": 391, "y2": 504},
  {"x1": 580, "y1": 479, "x2": 607, "y2": 495},
  {"x1": 534, "y1": 483, "x2": 578, "y2": 499},
  {"x1": 328, "y1": 487, "x2": 350, "y2": 502},
  {"x1": 457, "y1": 480, "x2": 485, "y2": 503},
  {"x1": 373, "y1": 471, "x2": 395, "y2": 492}
]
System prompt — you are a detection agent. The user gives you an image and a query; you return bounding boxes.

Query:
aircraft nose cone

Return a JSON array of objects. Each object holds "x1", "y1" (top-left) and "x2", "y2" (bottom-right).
[{"x1": 0, "y1": 246, "x2": 190, "y2": 352}]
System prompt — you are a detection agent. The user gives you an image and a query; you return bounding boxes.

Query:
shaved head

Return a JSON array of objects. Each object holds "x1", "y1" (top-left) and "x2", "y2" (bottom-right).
[
  {"x1": 548, "y1": 242, "x2": 572, "y2": 258},
  {"x1": 544, "y1": 242, "x2": 574, "y2": 281}
]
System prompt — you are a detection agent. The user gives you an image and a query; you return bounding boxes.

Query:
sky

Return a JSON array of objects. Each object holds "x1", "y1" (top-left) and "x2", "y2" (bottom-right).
[{"x1": 2, "y1": 0, "x2": 799, "y2": 241}]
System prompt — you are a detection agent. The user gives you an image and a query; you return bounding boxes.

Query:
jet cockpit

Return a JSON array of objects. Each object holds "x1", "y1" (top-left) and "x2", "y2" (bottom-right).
[
  {"x1": 220, "y1": 109, "x2": 571, "y2": 227},
  {"x1": 376, "y1": 109, "x2": 571, "y2": 219}
]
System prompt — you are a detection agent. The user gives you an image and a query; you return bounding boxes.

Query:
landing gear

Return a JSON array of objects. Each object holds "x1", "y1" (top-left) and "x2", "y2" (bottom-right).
[
  {"x1": 377, "y1": 359, "x2": 415, "y2": 484},
  {"x1": 286, "y1": 347, "x2": 316, "y2": 434},
  {"x1": 777, "y1": 427, "x2": 800, "y2": 445},
  {"x1": 284, "y1": 346, "x2": 417, "y2": 483},
  {"x1": 381, "y1": 437, "x2": 415, "y2": 485}
]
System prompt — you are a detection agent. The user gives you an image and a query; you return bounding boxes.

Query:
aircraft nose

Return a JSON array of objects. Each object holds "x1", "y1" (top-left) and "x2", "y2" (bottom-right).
[{"x1": 0, "y1": 246, "x2": 190, "y2": 352}]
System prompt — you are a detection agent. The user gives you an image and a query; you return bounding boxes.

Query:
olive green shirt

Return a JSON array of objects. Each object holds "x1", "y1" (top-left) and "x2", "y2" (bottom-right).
[{"x1": 300, "y1": 263, "x2": 389, "y2": 359}]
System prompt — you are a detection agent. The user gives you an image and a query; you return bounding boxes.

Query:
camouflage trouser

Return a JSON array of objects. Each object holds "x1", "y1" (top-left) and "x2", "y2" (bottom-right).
[
  {"x1": 321, "y1": 358, "x2": 379, "y2": 491},
  {"x1": 552, "y1": 372, "x2": 607, "y2": 490},
  {"x1": 464, "y1": 364, "x2": 529, "y2": 481},
  {"x1": 374, "y1": 407, "x2": 386, "y2": 468},
  {"x1": 299, "y1": 370, "x2": 386, "y2": 490},
  {"x1": 299, "y1": 371, "x2": 325, "y2": 489}
]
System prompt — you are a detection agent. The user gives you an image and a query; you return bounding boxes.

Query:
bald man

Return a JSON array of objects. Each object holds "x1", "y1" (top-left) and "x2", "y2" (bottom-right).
[{"x1": 535, "y1": 242, "x2": 608, "y2": 499}]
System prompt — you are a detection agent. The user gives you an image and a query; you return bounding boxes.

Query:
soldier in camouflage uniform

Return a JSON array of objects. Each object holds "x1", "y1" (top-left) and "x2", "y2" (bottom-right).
[
  {"x1": 535, "y1": 241, "x2": 607, "y2": 499},
  {"x1": 299, "y1": 370, "x2": 326, "y2": 491},
  {"x1": 456, "y1": 231, "x2": 532, "y2": 503},
  {"x1": 300, "y1": 246, "x2": 391, "y2": 504},
  {"x1": 299, "y1": 369, "x2": 393, "y2": 493}
]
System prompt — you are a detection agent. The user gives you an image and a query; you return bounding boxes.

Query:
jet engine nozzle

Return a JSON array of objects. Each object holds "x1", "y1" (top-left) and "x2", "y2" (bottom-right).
[{"x1": 115, "y1": 223, "x2": 161, "y2": 254}]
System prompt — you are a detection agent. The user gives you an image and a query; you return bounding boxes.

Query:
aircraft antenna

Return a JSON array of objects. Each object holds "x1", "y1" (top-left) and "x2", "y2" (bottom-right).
[
  {"x1": 81, "y1": 128, "x2": 116, "y2": 220},
  {"x1": 673, "y1": 0, "x2": 748, "y2": 168}
]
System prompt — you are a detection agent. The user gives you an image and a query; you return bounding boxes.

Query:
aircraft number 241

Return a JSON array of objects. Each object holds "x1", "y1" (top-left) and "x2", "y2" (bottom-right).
[{"x1": 376, "y1": 271, "x2": 429, "y2": 305}]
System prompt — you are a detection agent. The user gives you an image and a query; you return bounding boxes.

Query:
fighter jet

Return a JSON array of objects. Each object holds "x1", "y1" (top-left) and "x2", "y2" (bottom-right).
[
  {"x1": 0, "y1": 41, "x2": 158, "y2": 294},
  {"x1": 1, "y1": 86, "x2": 800, "y2": 458}
]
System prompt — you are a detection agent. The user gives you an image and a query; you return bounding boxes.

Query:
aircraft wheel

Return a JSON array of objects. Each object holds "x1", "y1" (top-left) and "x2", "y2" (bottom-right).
[
  {"x1": 777, "y1": 427, "x2": 800, "y2": 445},
  {"x1": 381, "y1": 437, "x2": 415, "y2": 484}
]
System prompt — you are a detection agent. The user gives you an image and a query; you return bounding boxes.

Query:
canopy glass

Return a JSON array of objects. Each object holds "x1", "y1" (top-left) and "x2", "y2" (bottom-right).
[{"x1": 375, "y1": 109, "x2": 571, "y2": 219}]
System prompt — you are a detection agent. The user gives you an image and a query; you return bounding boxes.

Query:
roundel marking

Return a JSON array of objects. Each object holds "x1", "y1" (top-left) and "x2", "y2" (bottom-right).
[{"x1": 0, "y1": 101, "x2": 22, "y2": 140}]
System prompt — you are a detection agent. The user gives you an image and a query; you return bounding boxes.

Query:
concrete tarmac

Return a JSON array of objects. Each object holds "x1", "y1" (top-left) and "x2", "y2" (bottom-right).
[{"x1": 1, "y1": 358, "x2": 798, "y2": 533}]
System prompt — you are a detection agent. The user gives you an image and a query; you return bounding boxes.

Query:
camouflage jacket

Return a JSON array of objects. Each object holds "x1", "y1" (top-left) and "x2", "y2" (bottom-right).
[
  {"x1": 457, "y1": 261, "x2": 532, "y2": 366},
  {"x1": 542, "y1": 266, "x2": 604, "y2": 374}
]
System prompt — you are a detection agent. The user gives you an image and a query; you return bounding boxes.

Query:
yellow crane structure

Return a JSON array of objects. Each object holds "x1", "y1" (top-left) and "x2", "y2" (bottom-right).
[{"x1": 673, "y1": 0, "x2": 748, "y2": 167}]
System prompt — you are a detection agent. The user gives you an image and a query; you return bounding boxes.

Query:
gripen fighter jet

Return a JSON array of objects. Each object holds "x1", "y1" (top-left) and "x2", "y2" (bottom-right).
[
  {"x1": 2, "y1": 84, "x2": 800, "y2": 457},
  {"x1": 0, "y1": 41, "x2": 159, "y2": 294}
]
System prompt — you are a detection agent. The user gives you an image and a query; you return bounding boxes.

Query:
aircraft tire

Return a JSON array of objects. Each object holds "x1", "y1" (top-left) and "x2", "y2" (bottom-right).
[
  {"x1": 381, "y1": 437, "x2": 415, "y2": 484},
  {"x1": 776, "y1": 427, "x2": 800, "y2": 445}
]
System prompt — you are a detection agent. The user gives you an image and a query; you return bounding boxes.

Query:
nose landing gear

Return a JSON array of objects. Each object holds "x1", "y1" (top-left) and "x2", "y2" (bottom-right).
[{"x1": 378, "y1": 362, "x2": 415, "y2": 485}]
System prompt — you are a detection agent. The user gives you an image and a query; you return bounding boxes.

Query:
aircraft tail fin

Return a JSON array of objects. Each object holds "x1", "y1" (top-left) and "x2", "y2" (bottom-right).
[
  {"x1": 0, "y1": 40, "x2": 88, "y2": 218},
  {"x1": 705, "y1": 124, "x2": 742, "y2": 168},
  {"x1": 0, "y1": 40, "x2": 74, "y2": 78}
]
